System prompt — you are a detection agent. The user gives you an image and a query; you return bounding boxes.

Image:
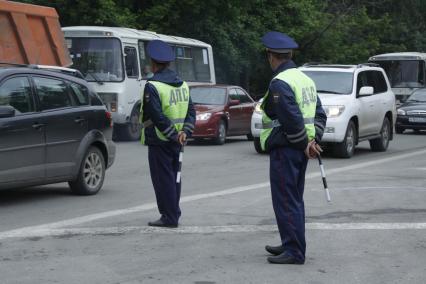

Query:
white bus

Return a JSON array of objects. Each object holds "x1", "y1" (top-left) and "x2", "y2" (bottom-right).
[
  {"x1": 369, "y1": 52, "x2": 426, "y2": 103},
  {"x1": 62, "y1": 26, "x2": 216, "y2": 140}
]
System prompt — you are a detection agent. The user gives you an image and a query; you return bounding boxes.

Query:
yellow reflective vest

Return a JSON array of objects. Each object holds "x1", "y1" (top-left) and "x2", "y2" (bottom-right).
[
  {"x1": 260, "y1": 68, "x2": 317, "y2": 151},
  {"x1": 140, "y1": 81, "x2": 190, "y2": 144}
]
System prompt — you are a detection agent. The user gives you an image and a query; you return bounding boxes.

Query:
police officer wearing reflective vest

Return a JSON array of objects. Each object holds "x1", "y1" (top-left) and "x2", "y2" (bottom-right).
[
  {"x1": 260, "y1": 32, "x2": 327, "y2": 264},
  {"x1": 140, "y1": 40, "x2": 196, "y2": 228}
]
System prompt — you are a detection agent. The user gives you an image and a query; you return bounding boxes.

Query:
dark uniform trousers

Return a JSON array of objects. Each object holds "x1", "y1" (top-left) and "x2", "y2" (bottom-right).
[
  {"x1": 148, "y1": 143, "x2": 182, "y2": 225},
  {"x1": 270, "y1": 146, "x2": 308, "y2": 262}
]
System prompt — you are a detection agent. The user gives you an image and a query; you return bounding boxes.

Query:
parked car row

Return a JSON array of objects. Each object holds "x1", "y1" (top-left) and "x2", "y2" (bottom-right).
[{"x1": 2, "y1": 62, "x2": 424, "y2": 193}]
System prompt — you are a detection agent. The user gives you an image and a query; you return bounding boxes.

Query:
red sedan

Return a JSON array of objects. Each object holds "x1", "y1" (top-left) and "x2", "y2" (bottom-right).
[{"x1": 190, "y1": 85, "x2": 255, "y2": 144}]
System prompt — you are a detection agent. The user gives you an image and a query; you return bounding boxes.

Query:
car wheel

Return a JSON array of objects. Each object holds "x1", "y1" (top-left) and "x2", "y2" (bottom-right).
[
  {"x1": 333, "y1": 121, "x2": 356, "y2": 158},
  {"x1": 253, "y1": 137, "x2": 265, "y2": 153},
  {"x1": 69, "y1": 146, "x2": 106, "y2": 195},
  {"x1": 247, "y1": 133, "x2": 254, "y2": 141},
  {"x1": 214, "y1": 120, "x2": 226, "y2": 145},
  {"x1": 115, "y1": 108, "x2": 141, "y2": 141},
  {"x1": 370, "y1": 117, "x2": 390, "y2": 152},
  {"x1": 395, "y1": 126, "x2": 404, "y2": 134}
]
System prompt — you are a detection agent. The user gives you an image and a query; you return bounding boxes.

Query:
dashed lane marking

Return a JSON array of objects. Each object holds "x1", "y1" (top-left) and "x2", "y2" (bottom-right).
[{"x1": 1, "y1": 148, "x2": 426, "y2": 241}]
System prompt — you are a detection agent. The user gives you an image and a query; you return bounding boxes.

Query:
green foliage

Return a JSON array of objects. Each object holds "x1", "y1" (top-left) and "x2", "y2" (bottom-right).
[{"x1": 16, "y1": 0, "x2": 426, "y2": 94}]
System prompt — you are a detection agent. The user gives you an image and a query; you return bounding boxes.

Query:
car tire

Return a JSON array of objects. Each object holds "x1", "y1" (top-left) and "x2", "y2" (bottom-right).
[
  {"x1": 333, "y1": 121, "x2": 356, "y2": 158},
  {"x1": 395, "y1": 126, "x2": 404, "y2": 134},
  {"x1": 370, "y1": 117, "x2": 390, "y2": 152},
  {"x1": 213, "y1": 120, "x2": 226, "y2": 145},
  {"x1": 247, "y1": 133, "x2": 254, "y2": 141},
  {"x1": 253, "y1": 137, "x2": 265, "y2": 154},
  {"x1": 69, "y1": 146, "x2": 106, "y2": 195},
  {"x1": 115, "y1": 108, "x2": 141, "y2": 141}
]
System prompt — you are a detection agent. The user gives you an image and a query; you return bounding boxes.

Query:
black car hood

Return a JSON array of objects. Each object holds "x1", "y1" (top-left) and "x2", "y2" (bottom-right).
[{"x1": 399, "y1": 102, "x2": 426, "y2": 111}]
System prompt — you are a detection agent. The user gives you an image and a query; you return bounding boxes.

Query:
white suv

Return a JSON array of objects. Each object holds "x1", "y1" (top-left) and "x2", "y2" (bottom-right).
[{"x1": 251, "y1": 64, "x2": 396, "y2": 158}]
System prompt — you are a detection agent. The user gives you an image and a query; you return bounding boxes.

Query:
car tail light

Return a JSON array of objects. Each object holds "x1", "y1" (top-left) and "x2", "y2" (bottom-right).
[{"x1": 106, "y1": 111, "x2": 113, "y2": 127}]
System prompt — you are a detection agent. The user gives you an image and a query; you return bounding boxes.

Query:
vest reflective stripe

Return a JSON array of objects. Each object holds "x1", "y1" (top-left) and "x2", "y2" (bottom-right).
[
  {"x1": 140, "y1": 81, "x2": 190, "y2": 144},
  {"x1": 263, "y1": 118, "x2": 314, "y2": 129},
  {"x1": 260, "y1": 68, "x2": 317, "y2": 151}
]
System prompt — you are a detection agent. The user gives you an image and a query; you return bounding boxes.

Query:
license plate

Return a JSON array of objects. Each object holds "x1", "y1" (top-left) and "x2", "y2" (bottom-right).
[{"x1": 408, "y1": 117, "x2": 426, "y2": 123}]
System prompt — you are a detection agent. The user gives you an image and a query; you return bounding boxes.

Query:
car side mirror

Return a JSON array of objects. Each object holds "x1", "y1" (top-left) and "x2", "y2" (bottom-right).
[
  {"x1": 359, "y1": 86, "x2": 374, "y2": 96},
  {"x1": 0, "y1": 106, "x2": 15, "y2": 118},
  {"x1": 229, "y1": 99, "x2": 240, "y2": 106}
]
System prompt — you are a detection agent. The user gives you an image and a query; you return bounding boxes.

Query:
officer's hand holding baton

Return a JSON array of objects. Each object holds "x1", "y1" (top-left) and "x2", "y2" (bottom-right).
[
  {"x1": 305, "y1": 141, "x2": 331, "y2": 202},
  {"x1": 176, "y1": 131, "x2": 187, "y2": 184}
]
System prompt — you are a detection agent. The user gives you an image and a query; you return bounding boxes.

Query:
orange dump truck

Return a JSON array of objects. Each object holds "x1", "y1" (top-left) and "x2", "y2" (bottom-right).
[{"x1": 0, "y1": 0, "x2": 71, "y2": 66}]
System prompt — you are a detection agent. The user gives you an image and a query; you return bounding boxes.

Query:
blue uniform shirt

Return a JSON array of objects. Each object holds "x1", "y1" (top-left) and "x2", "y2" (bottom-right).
[
  {"x1": 264, "y1": 60, "x2": 327, "y2": 150},
  {"x1": 142, "y1": 68, "x2": 196, "y2": 145}
]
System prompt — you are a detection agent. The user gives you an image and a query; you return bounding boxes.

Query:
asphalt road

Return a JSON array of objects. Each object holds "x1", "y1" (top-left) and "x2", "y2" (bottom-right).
[{"x1": 1, "y1": 131, "x2": 425, "y2": 284}]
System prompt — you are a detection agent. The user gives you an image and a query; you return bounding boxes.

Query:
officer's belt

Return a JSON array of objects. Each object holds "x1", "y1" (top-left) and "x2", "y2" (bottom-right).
[
  {"x1": 142, "y1": 118, "x2": 186, "y2": 128},
  {"x1": 262, "y1": 118, "x2": 314, "y2": 129}
]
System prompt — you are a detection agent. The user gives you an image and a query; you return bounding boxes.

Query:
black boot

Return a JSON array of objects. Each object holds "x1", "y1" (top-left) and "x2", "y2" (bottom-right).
[
  {"x1": 267, "y1": 252, "x2": 304, "y2": 264},
  {"x1": 265, "y1": 245, "x2": 285, "y2": 256},
  {"x1": 148, "y1": 219, "x2": 178, "y2": 228}
]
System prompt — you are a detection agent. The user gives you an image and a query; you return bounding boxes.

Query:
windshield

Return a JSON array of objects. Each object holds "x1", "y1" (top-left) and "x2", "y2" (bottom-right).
[
  {"x1": 302, "y1": 71, "x2": 353, "y2": 94},
  {"x1": 371, "y1": 60, "x2": 425, "y2": 88},
  {"x1": 66, "y1": 37, "x2": 124, "y2": 82},
  {"x1": 190, "y1": 87, "x2": 227, "y2": 105},
  {"x1": 407, "y1": 89, "x2": 426, "y2": 102}
]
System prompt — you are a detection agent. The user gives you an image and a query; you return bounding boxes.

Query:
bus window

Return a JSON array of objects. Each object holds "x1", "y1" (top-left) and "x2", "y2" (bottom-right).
[
  {"x1": 124, "y1": 46, "x2": 139, "y2": 78},
  {"x1": 193, "y1": 48, "x2": 211, "y2": 82},
  {"x1": 138, "y1": 40, "x2": 154, "y2": 79},
  {"x1": 176, "y1": 46, "x2": 195, "y2": 81}
]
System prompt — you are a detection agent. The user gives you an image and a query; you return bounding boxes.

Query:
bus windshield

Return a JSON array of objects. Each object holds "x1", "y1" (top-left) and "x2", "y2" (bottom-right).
[
  {"x1": 66, "y1": 38, "x2": 124, "y2": 82},
  {"x1": 371, "y1": 60, "x2": 425, "y2": 88}
]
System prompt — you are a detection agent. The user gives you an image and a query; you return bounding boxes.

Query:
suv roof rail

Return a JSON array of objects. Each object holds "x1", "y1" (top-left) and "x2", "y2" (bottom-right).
[
  {"x1": 0, "y1": 62, "x2": 84, "y2": 79},
  {"x1": 302, "y1": 62, "x2": 323, "y2": 66},
  {"x1": 29, "y1": 64, "x2": 84, "y2": 79},
  {"x1": 302, "y1": 63, "x2": 355, "y2": 69},
  {"x1": 357, "y1": 63, "x2": 380, "y2": 68}
]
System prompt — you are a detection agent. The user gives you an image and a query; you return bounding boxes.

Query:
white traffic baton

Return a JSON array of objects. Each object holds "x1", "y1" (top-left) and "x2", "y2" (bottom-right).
[
  {"x1": 176, "y1": 143, "x2": 185, "y2": 183},
  {"x1": 317, "y1": 155, "x2": 331, "y2": 202}
]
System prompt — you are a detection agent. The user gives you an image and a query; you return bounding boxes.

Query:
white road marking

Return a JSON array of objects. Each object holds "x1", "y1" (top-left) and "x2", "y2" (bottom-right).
[
  {"x1": 1, "y1": 148, "x2": 426, "y2": 241},
  {"x1": 309, "y1": 186, "x2": 426, "y2": 192},
  {"x1": 7, "y1": 223, "x2": 426, "y2": 239}
]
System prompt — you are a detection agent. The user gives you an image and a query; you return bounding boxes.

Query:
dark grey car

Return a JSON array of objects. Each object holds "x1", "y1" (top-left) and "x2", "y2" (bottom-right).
[{"x1": 0, "y1": 65, "x2": 115, "y2": 195}]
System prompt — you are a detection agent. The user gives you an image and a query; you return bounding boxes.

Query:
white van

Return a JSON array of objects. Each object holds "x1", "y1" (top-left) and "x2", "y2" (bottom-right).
[
  {"x1": 63, "y1": 26, "x2": 216, "y2": 140},
  {"x1": 369, "y1": 52, "x2": 426, "y2": 103}
]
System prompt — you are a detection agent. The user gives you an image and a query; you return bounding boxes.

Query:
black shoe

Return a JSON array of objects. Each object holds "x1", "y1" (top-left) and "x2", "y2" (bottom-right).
[
  {"x1": 265, "y1": 245, "x2": 285, "y2": 256},
  {"x1": 267, "y1": 252, "x2": 304, "y2": 264},
  {"x1": 148, "y1": 219, "x2": 178, "y2": 228}
]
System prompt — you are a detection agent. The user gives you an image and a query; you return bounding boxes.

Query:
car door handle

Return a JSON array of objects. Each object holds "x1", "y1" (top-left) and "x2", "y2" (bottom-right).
[
  {"x1": 32, "y1": 123, "x2": 45, "y2": 130},
  {"x1": 74, "y1": 117, "x2": 86, "y2": 124}
]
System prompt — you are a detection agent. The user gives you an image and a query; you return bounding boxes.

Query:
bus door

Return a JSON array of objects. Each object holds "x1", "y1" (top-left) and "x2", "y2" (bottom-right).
[{"x1": 123, "y1": 44, "x2": 142, "y2": 109}]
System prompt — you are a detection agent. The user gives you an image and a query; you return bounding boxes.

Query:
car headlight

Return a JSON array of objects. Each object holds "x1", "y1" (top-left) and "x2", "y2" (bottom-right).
[
  {"x1": 196, "y1": 113, "x2": 212, "y2": 121},
  {"x1": 254, "y1": 103, "x2": 263, "y2": 114},
  {"x1": 324, "y1": 105, "x2": 345, "y2": 118},
  {"x1": 397, "y1": 109, "x2": 406, "y2": 115}
]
